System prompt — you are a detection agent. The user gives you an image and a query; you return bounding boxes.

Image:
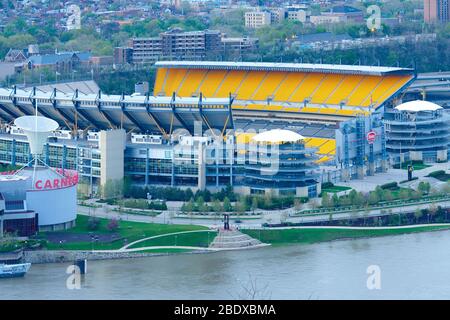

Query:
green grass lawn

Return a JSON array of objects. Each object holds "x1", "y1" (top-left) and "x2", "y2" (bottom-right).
[
  {"x1": 242, "y1": 225, "x2": 450, "y2": 245},
  {"x1": 127, "y1": 231, "x2": 217, "y2": 249},
  {"x1": 395, "y1": 162, "x2": 431, "y2": 170},
  {"x1": 322, "y1": 185, "x2": 352, "y2": 193},
  {"x1": 426, "y1": 172, "x2": 450, "y2": 182},
  {"x1": 42, "y1": 215, "x2": 209, "y2": 251}
]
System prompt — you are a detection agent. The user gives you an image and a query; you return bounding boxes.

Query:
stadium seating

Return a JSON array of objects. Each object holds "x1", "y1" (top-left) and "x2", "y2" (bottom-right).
[
  {"x1": 154, "y1": 68, "x2": 168, "y2": 95},
  {"x1": 162, "y1": 68, "x2": 189, "y2": 95},
  {"x1": 153, "y1": 65, "x2": 414, "y2": 117},
  {"x1": 273, "y1": 73, "x2": 307, "y2": 101},
  {"x1": 197, "y1": 70, "x2": 228, "y2": 97},
  {"x1": 215, "y1": 70, "x2": 248, "y2": 97},
  {"x1": 289, "y1": 73, "x2": 326, "y2": 102},
  {"x1": 236, "y1": 71, "x2": 268, "y2": 99},
  {"x1": 251, "y1": 72, "x2": 287, "y2": 100},
  {"x1": 177, "y1": 69, "x2": 208, "y2": 97},
  {"x1": 304, "y1": 138, "x2": 336, "y2": 155},
  {"x1": 325, "y1": 75, "x2": 364, "y2": 105},
  {"x1": 310, "y1": 74, "x2": 345, "y2": 104}
]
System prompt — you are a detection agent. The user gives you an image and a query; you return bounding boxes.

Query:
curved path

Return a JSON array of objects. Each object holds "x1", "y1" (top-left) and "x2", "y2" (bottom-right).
[{"x1": 119, "y1": 230, "x2": 215, "y2": 251}]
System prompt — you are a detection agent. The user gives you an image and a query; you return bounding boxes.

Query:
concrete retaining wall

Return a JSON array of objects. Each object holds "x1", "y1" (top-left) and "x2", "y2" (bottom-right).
[{"x1": 23, "y1": 250, "x2": 208, "y2": 264}]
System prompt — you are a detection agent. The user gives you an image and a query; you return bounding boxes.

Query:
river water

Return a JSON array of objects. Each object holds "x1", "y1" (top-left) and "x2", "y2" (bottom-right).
[{"x1": 2, "y1": 230, "x2": 450, "y2": 300}]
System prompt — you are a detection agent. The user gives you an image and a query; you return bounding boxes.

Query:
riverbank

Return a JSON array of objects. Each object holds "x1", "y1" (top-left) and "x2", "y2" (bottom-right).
[
  {"x1": 242, "y1": 224, "x2": 450, "y2": 245},
  {"x1": 22, "y1": 248, "x2": 212, "y2": 264}
]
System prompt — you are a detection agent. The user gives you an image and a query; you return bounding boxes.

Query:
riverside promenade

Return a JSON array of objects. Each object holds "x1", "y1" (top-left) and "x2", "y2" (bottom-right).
[{"x1": 78, "y1": 197, "x2": 450, "y2": 229}]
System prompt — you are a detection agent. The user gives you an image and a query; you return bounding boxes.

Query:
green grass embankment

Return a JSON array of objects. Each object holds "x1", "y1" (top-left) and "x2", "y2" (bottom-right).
[
  {"x1": 41, "y1": 215, "x2": 209, "y2": 251},
  {"x1": 242, "y1": 225, "x2": 450, "y2": 245}
]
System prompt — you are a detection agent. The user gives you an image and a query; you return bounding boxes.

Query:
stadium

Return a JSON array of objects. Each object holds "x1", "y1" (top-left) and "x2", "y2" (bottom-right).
[{"x1": 0, "y1": 60, "x2": 432, "y2": 197}]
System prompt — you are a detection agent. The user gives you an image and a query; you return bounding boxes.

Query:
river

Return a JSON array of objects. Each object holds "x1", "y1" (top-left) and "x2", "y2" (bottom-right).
[{"x1": 2, "y1": 230, "x2": 450, "y2": 300}]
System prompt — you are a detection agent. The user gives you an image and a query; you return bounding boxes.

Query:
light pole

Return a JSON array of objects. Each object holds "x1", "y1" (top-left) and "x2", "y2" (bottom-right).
[{"x1": 0, "y1": 209, "x2": 4, "y2": 238}]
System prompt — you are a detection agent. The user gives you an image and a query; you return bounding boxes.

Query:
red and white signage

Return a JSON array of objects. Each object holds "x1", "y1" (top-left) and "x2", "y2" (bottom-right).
[
  {"x1": 367, "y1": 131, "x2": 377, "y2": 144},
  {"x1": 34, "y1": 170, "x2": 78, "y2": 190}
]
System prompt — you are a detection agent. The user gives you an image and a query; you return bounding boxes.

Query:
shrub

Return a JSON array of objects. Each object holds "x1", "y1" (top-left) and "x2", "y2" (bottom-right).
[
  {"x1": 87, "y1": 217, "x2": 100, "y2": 231},
  {"x1": 380, "y1": 182, "x2": 398, "y2": 190},
  {"x1": 321, "y1": 182, "x2": 334, "y2": 189}
]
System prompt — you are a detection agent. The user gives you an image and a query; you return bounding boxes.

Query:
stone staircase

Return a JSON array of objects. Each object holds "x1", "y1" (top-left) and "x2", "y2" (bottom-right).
[{"x1": 209, "y1": 229, "x2": 269, "y2": 250}]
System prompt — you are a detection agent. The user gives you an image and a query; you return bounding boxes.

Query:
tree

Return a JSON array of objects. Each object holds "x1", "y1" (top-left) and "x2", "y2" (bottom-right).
[
  {"x1": 251, "y1": 197, "x2": 259, "y2": 214},
  {"x1": 235, "y1": 198, "x2": 246, "y2": 216},
  {"x1": 87, "y1": 217, "x2": 100, "y2": 231},
  {"x1": 212, "y1": 199, "x2": 222, "y2": 213},
  {"x1": 280, "y1": 212, "x2": 288, "y2": 224},
  {"x1": 294, "y1": 198, "x2": 303, "y2": 211},
  {"x1": 429, "y1": 204, "x2": 438, "y2": 222},
  {"x1": 322, "y1": 192, "x2": 332, "y2": 208},
  {"x1": 368, "y1": 192, "x2": 379, "y2": 206},
  {"x1": 332, "y1": 193, "x2": 340, "y2": 207},
  {"x1": 414, "y1": 208, "x2": 423, "y2": 224},
  {"x1": 223, "y1": 197, "x2": 232, "y2": 212},
  {"x1": 195, "y1": 196, "x2": 207, "y2": 213},
  {"x1": 184, "y1": 198, "x2": 195, "y2": 214},
  {"x1": 107, "y1": 218, "x2": 119, "y2": 232},
  {"x1": 417, "y1": 181, "x2": 431, "y2": 195}
]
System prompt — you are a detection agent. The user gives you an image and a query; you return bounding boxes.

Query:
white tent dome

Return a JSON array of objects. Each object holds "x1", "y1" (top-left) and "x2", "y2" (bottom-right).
[
  {"x1": 252, "y1": 129, "x2": 305, "y2": 144},
  {"x1": 395, "y1": 100, "x2": 442, "y2": 112}
]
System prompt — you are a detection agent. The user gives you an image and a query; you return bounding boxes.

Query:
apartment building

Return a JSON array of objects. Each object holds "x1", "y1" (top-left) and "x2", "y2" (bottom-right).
[
  {"x1": 244, "y1": 10, "x2": 272, "y2": 28},
  {"x1": 424, "y1": 0, "x2": 450, "y2": 23},
  {"x1": 130, "y1": 29, "x2": 221, "y2": 63}
]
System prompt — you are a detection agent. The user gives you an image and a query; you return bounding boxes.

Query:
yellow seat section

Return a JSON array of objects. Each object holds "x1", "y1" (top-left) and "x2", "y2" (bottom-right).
[
  {"x1": 177, "y1": 69, "x2": 208, "y2": 97},
  {"x1": 251, "y1": 72, "x2": 287, "y2": 101},
  {"x1": 316, "y1": 155, "x2": 331, "y2": 164},
  {"x1": 235, "y1": 71, "x2": 267, "y2": 100},
  {"x1": 153, "y1": 68, "x2": 168, "y2": 95},
  {"x1": 370, "y1": 75, "x2": 412, "y2": 106},
  {"x1": 289, "y1": 73, "x2": 326, "y2": 103},
  {"x1": 197, "y1": 70, "x2": 228, "y2": 97},
  {"x1": 347, "y1": 76, "x2": 382, "y2": 107},
  {"x1": 310, "y1": 74, "x2": 345, "y2": 104},
  {"x1": 235, "y1": 132, "x2": 256, "y2": 144},
  {"x1": 320, "y1": 140, "x2": 336, "y2": 155},
  {"x1": 325, "y1": 75, "x2": 364, "y2": 105},
  {"x1": 305, "y1": 138, "x2": 336, "y2": 155},
  {"x1": 215, "y1": 70, "x2": 248, "y2": 97},
  {"x1": 334, "y1": 109, "x2": 368, "y2": 117},
  {"x1": 273, "y1": 72, "x2": 307, "y2": 101},
  {"x1": 300, "y1": 107, "x2": 320, "y2": 113},
  {"x1": 164, "y1": 68, "x2": 188, "y2": 95}
]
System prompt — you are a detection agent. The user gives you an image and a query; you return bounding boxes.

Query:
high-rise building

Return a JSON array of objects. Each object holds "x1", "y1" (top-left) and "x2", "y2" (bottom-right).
[{"x1": 424, "y1": 0, "x2": 450, "y2": 23}]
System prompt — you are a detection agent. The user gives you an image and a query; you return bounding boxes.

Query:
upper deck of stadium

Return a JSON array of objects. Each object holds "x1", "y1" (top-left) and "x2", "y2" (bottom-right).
[{"x1": 154, "y1": 61, "x2": 415, "y2": 121}]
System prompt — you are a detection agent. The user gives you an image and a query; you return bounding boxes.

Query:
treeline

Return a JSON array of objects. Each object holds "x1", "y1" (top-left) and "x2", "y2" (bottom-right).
[
  {"x1": 322, "y1": 182, "x2": 434, "y2": 208},
  {"x1": 181, "y1": 194, "x2": 308, "y2": 214}
]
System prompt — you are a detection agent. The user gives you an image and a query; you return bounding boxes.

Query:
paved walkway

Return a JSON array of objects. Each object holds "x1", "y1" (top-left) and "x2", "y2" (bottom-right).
[
  {"x1": 250, "y1": 223, "x2": 450, "y2": 230},
  {"x1": 79, "y1": 197, "x2": 450, "y2": 229},
  {"x1": 339, "y1": 162, "x2": 449, "y2": 193},
  {"x1": 119, "y1": 230, "x2": 214, "y2": 251}
]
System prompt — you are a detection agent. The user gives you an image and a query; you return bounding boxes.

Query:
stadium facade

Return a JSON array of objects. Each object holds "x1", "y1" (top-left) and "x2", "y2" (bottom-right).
[{"x1": 0, "y1": 61, "x2": 420, "y2": 196}]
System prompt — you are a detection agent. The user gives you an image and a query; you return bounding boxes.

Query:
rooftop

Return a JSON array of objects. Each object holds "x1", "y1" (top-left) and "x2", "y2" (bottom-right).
[
  {"x1": 155, "y1": 61, "x2": 414, "y2": 76},
  {"x1": 252, "y1": 129, "x2": 305, "y2": 144},
  {"x1": 395, "y1": 100, "x2": 442, "y2": 112}
]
